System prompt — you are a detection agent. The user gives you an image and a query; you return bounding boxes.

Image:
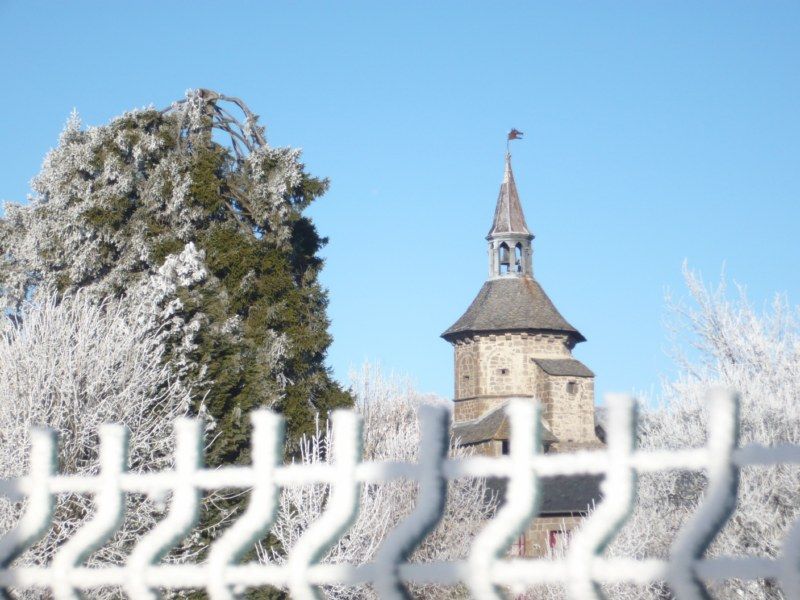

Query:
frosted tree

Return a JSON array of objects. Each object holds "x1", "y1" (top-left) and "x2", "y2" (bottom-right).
[
  {"x1": 265, "y1": 363, "x2": 496, "y2": 600},
  {"x1": 0, "y1": 90, "x2": 351, "y2": 467},
  {"x1": 529, "y1": 269, "x2": 800, "y2": 600},
  {"x1": 0, "y1": 250, "x2": 209, "y2": 594},
  {"x1": 601, "y1": 269, "x2": 800, "y2": 599}
]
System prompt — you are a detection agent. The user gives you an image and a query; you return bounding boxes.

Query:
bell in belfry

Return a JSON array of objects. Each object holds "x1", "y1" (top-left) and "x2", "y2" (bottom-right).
[{"x1": 499, "y1": 243, "x2": 511, "y2": 268}]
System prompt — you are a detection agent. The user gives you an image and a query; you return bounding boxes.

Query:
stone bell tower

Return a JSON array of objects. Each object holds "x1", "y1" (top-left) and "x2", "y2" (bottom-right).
[{"x1": 442, "y1": 153, "x2": 601, "y2": 454}]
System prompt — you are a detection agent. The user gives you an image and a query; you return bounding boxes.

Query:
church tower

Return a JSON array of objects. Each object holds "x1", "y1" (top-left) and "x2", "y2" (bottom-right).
[{"x1": 442, "y1": 153, "x2": 600, "y2": 454}]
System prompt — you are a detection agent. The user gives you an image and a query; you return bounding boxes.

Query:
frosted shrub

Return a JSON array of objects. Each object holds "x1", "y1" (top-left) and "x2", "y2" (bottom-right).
[
  {"x1": 0, "y1": 247, "x2": 211, "y2": 596},
  {"x1": 601, "y1": 270, "x2": 800, "y2": 600},
  {"x1": 518, "y1": 269, "x2": 800, "y2": 600}
]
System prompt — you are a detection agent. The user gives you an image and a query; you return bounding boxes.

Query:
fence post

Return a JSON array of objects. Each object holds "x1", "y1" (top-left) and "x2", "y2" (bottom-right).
[
  {"x1": 0, "y1": 427, "x2": 57, "y2": 599},
  {"x1": 466, "y1": 399, "x2": 540, "y2": 600},
  {"x1": 124, "y1": 418, "x2": 203, "y2": 600},
  {"x1": 373, "y1": 404, "x2": 450, "y2": 600},
  {"x1": 52, "y1": 425, "x2": 128, "y2": 600},
  {"x1": 668, "y1": 389, "x2": 740, "y2": 600},
  {"x1": 566, "y1": 395, "x2": 637, "y2": 600},
  {"x1": 207, "y1": 410, "x2": 284, "y2": 600},
  {"x1": 287, "y1": 410, "x2": 362, "y2": 600}
]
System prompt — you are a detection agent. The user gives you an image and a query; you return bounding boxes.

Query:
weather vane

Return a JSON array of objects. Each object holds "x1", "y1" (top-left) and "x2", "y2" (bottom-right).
[{"x1": 507, "y1": 128, "x2": 524, "y2": 153}]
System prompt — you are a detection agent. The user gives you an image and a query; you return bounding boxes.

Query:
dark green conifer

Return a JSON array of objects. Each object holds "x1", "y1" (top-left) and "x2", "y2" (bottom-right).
[{"x1": 0, "y1": 90, "x2": 352, "y2": 465}]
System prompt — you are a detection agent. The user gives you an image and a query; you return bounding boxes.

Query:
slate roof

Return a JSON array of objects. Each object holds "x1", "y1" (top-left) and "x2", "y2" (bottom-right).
[
  {"x1": 441, "y1": 277, "x2": 585, "y2": 343},
  {"x1": 452, "y1": 402, "x2": 557, "y2": 446},
  {"x1": 487, "y1": 474, "x2": 603, "y2": 515},
  {"x1": 487, "y1": 154, "x2": 532, "y2": 238},
  {"x1": 532, "y1": 358, "x2": 594, "y2": 378}
]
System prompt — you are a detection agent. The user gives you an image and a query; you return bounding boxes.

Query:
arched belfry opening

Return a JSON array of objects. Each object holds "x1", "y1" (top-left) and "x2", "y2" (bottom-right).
[
  {"x1": 514, "y1": 243, "x2": 523, "y2": 273},
  {"x1": 498, "y1": 242, "x2": 511, "y2": 275}
]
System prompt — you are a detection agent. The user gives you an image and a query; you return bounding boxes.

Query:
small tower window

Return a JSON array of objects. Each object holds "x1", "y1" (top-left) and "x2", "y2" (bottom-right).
[
  {"x1": 501, "y1": 440, "x2": 510, "y2": 455},
  {"x1": 566, "y1": 381, "x2": 577, "y2": 394},
  {"x1": 499, "y1": 368, "x2": 509, "y2": 375},
  {"x1": 514, "y1": 243, "x2": 523, "y2": 273}
]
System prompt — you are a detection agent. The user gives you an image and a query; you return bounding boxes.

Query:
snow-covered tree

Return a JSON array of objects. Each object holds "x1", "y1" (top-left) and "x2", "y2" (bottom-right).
[
  {"x1": 514, "y1": 270, "x2": 800, "y2": 600},
  {"x1": 521, "y1": 269, "x2": 800, "y2": 600},
  {"x1": 265, "y1": 363, "x2": 496, "y2": 600},
  {"x1": 0, "y1": 90, "x2": 351, "y2": 467},
  {"x1": 0, "y1": 255, "x2": 207, "y2": 587},
  {"x1": 598, "y1": 269, "x2": 800, "y2": 599}
]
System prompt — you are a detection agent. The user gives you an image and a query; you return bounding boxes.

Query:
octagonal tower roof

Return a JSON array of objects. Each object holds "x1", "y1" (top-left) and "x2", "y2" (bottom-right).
[{"x1": 442, "y1": 153, "x2": 584, "y2": 344}]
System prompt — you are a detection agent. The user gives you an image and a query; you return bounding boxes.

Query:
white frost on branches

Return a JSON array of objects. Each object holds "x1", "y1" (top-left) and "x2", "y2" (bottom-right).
[
  {"x1": 244, "y1": 145, "x2": 304, "y2": 245},
  {"x1": 0, "y1": 90, "x2": 310, "y2": 312},
  {"x1": 0, "y1": 291, "x2": 194, "y2": 580},
  {"x1": 265, "y1": 363, "x2": 496, "y2": 599},
  {"x1": 0, "y1": 241, "x2": 213, "y2": 596},
  {"x1": 597, "y1": 268, "x2": 800, "y2": 600},
  {"x1": 130, "y1": 242, "x2": 208, "y2": 379}
]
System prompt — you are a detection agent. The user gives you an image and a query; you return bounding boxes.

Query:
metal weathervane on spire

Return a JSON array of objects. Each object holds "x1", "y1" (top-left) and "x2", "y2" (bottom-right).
[{"x1": 506, "y1": 128, "x2": 524, "y2": 153}]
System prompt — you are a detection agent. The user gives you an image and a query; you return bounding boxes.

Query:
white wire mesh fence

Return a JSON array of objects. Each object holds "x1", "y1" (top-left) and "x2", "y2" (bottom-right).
[{"x1": 0, "y1": 391, "x2": 799, "y2": 599}]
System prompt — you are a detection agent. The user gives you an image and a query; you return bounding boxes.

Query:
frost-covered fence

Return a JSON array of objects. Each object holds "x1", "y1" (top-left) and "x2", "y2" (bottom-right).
[{"x1": 1, "y1": 391, "x2": 800, "y2": 599}]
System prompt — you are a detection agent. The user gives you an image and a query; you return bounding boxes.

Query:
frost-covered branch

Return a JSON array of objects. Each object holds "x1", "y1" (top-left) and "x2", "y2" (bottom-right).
[
  {"x1": 598, "y1": 270, "x2": 800, "y2": 600},
  {"x1": 163, "y1": 88, "x2": 267, "y2": 159},
  {"x1": 0, "y1": 244, "x2": 220, "y2": 598}
]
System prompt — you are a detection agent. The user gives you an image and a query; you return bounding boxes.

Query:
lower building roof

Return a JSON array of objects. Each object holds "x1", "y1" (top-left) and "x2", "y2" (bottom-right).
[
  {"x1": 487, "y1": 474, "x2": 604, "y2": 515},
  {"x1": 532, "y1": 358, "x2": 594, "y2": 378},
  {"x1": 452, "y1": 401, "x2": 557, "y2": 446}
]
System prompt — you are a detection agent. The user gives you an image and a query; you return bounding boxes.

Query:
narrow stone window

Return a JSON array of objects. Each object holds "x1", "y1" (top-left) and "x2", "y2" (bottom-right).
[
  {"x1": 566, "y1": 381, "x2": 577, "y2": 394},
  {"x1": 499, "y1": 368, "x2": 509, "y2": 375},
  {"x1": 514, "y1": 243, "x2": 523, "y2": 272},
  {"x1": 463, "y1": 375, "x2": 470, "y2": 380},
  {"x1": 501, "y1": 440, "x2": 510, "y2": 455}
]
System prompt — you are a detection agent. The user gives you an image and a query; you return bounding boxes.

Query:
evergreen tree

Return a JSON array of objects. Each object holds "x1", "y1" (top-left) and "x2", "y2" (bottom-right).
[{"x1": 0, "y1": 89, "x2": 352, "y2": 464}]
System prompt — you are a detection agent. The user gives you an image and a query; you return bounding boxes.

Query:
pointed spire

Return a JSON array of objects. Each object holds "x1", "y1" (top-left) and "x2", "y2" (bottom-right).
[{"x1": 487, "y1": 153, "x2": 532, "y2": 239}]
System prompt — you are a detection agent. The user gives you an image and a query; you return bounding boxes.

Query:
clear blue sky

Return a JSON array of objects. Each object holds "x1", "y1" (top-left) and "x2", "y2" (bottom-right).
[{"x1": 1, "y1": 2, "x2": 798, "y2": 403}]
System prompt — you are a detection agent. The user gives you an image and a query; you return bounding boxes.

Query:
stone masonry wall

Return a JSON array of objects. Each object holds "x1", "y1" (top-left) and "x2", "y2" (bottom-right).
[
  {"x1": 450, "y1": 333, "x2": 599, "y2": 558},
  {"x1": 538, "y1": 372, "x2": 596, "y2": 444},
  {"x1": 453, "y1": 395, "x2": 517, "y2": 422},
  {"x1": 452, "y1": 333, "x2": 597, "y2": 446},
  {"x1": 453, "y1": 332, "x2": 571, "y2": 404}
]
